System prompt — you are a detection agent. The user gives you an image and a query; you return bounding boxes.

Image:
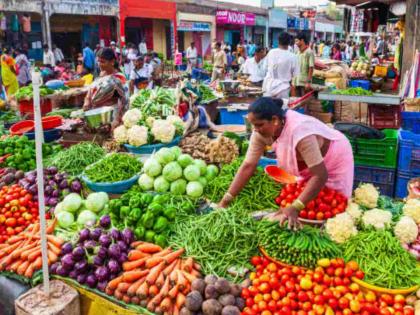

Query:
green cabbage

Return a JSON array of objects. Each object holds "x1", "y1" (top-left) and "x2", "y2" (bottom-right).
[
  {"x1": 183, "y1": 165, "x2": 201, "y2": 181},
  {"x1": 177, "y1": 154, "x2": 193, "y2": 168},
  {"x1": 170, "y1": 146, "x2": 182, "y2": 159},
  {"x1": 170, "y1": 179, "x2": 187, "y2": 195},
  {"x1": 85, "y1": 193, "x2": 106, "y2": 213},
  {"x1": 186, "y1": 181, "x2": 204, "y2": 198},
  {"x1": 205, "y1": 165, "x2": 219, "y2": 181},
  {"x1": 162, "y1": 162, "x2": 183, "y2": 182},
  {"x1": 56, "y1": 211, "x2": 75, "y2": 228},
  {"x1": 144, "y1": 158, "x2": 162, "y2": 177},
  {"x1": 155, "y1": 148, "x2": 175, "y2": 165},
  {"x1": 138, "y1": 173, "x2": 155, "y2": 191},
  {"x1": 77, "y1": 210, "x2": 97, "y2": 227},
  {"x1": 154, "y1": 176, "x2": 170, "y2": 193},
  {"x1": 62, "y1": 193, "x2": 82, "y2": 213},
  {"x1": 198, "y1": 177, "x2": 208, "y2": 188},
  {"x1": 194, "y1": 159, "x2": 207, "y2": 176}
]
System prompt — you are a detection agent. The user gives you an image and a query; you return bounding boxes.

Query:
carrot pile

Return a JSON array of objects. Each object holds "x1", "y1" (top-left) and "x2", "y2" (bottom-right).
[
  {"x1": 0, "y1": 220, "x2": 63, "y2": 278},
  {"x1": 106, "y1": 242, "x2": 202, "y2": 314}
]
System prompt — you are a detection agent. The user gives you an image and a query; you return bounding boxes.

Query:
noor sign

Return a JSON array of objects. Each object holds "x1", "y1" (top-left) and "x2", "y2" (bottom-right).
[{"x1": 216, "y1": 10, "x2": 256, "y2": 26}]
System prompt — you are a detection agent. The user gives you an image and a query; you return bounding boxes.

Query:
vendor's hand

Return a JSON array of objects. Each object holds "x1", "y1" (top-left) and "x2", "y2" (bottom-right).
[
  {"x1": 217, "y1": 198, "x2": 230, "y2": 209},
  {"x1": 110, "y1": 120, "x2": 119, "y2": 132},
  {"x1": 304, "y1": 83, "x2": 312, "y2": 92},
  {"x1": 265, "y1": 207, "x2": 301, "y2": 230}
]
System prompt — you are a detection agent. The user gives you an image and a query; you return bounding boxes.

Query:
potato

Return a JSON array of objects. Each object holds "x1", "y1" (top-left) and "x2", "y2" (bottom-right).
[
  {"x1": 215, "y1": 278, "x2": 231, "y2": 294},
  {"x1": 218, "y1": 294, "x2": 235, "y2": 306},
  {"x1": 202, "y1": 299, "x2": 222, "y2": 315},
  {"x1": 221, "y1": 305, "x2": 240, "y2": 315},
  {"x1": 192, "y1": 278, "x2": 206, "y2": 295},
  {"x1": 186, "y1": 291, "x2": 203, "y2": 311},
  {"x1": 205, "y1": 284, "x2": 219, "y2": 299},
  {"x1": 205, "y1": 275, "x2": 218, "y2": 285}
]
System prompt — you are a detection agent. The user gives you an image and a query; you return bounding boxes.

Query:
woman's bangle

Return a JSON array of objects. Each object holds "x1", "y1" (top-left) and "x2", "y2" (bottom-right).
[{"x1": 291, "y1": 199, "x2": 305, "y2": 211}]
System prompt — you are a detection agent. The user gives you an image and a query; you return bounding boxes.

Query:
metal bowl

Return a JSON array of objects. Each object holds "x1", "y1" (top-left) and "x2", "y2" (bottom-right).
[
  {"x1": 220, "y1": 80, "x2": 240, "y2": 93},
  {"x1": 84, "y1": 106, "x2": 114, "y2": 128}
]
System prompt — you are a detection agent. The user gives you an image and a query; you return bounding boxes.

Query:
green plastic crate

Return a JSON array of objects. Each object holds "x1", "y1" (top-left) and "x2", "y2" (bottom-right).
[{"x1": 348, "y1": 129, "x2": 398, "y2": 169}]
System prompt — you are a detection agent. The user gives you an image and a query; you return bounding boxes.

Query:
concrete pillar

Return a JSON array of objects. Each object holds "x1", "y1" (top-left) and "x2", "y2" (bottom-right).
[
  {"x1": 41, "y1": 0, "x2": 51, "y2": 48},
  {"x1": 401, "y1": 0, "x2": 420, "y2": 78},
  {"x1": 265, "y1": 19, "x2": 269, "y2": 48}
]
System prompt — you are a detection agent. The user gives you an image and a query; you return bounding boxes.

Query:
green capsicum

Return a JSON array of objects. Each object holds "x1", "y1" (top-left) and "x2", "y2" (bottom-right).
[
  {"x1": 134, "y1": 226, "x2": 146, "y2": 240},
  {"x1": 147, "y1": 203, "x2": 163, "y2": 216},
  {"x1": 153, "y1": 216, "x2": 169, "y2": 233},
  {"x1": 129, "y1": 208, "x2": 142, "y2": 222},
  {"x1": 141, "y1": 193, "x2": 154, "y2": 206},
  {"x1": 153, "y1": 194, "x2": 169, "y2": 204},
  {"x1": 154, "y1": 234, "x2": 167, "y2": 248},
  {"x1": 163, "y1": 206, "x2": 176, "y2": 220},
  {"x1": 141, "y1": 211, "x2": 154, "y2": 229},
  {"x1": 120, "y1": 206, "x2": 131, "y2": 218},
  {"x1": 145, "y1": 230, "x2": 156, "y2": 243}
]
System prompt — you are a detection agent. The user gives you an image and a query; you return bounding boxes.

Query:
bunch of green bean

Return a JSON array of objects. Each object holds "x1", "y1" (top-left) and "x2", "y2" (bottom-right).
[
  {"x1": 168, "y1": 205, "x2": 259, "y2": 281},
  {"x1": 342, "y1": 229, "x2": 420, "y2": 289},
  {"x1": 258, "y1": 220, "x2": 342, "y2": 268},
  {"x1": 84, "y1": 153, "x2": 142, "y2": 183},
  {"x1": 205, "y1": 158, "x2": 282, "y2": 212},
  {"x1": 46, "y1": 142, "x2": 106, "y2": 176}
]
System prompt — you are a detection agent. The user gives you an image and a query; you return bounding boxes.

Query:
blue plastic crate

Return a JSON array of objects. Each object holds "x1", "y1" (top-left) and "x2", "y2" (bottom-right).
[
  {"x1": 401, "y1": 111, "x2": 420, "y2": 134},
  {"x1": 25, "y1": 128, "x2": 62, "y2": 143},
  {"x1": 82, "y1": 174, "x2": 139, "y2": 194},
  {"x1": 394, "y1": 171, "x2": 419, "y2": 198},
  {"x1": 397, "y1": 130, "x2": 420, "y2": 174},
  {"x1": 124, "y1": 137, "x2": 181, "y2": 154},
  {"x1": 349, "y1": 80, "x2": 371, "y2": 91},
  {"x1": 353, "y1": 165, "x2": 395, "y2": 197},
  {"x1": 258, "y1": 157, "x2": 276, "y2": 168},
  {"x1": 219, "y1": 108, "x2": 248, "y2": 125}
]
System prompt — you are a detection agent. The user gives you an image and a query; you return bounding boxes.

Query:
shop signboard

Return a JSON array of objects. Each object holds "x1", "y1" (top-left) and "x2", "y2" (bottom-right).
[
  {"x1": 287, "y1": 17, "x2": 297, "y2": 29},
  {"x1": 298, "y1": 18, "x2": 305, "y2": 30},
  {"x1": 178, "y1": 21, "x2": 211, "y2": 32},
  {"x1": 269, "y1": 8, "x2": 287, "y2": 29},
  {"x1": 216, "y1": 10, "x2": 256, "y2": 26},
  {"x1": 255, "y1": 15, "x2": 267, "y2": 27}
]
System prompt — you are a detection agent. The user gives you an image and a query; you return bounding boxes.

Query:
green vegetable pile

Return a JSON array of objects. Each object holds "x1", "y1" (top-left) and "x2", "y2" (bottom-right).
[
  {"x1": 342, "y1": 229, "x2": 420, "y2": 289},
  {"x1": 199, "y1": 84, "x2": 218, "y2": 103},
  {"x1": 46, "y1": 108, "x2": 78, "y2": 119},
  {"x1": 84, "y1": 153, "x2": 142, "y2": 183},
  {"x1": 205, "y1": 158, "x2": 282, "y2": 212},
  {"x1": 130, "y1": 87, "x2": 176, "y2": 118},
  {"x1": 203, "y1": 62, "x2": 213, "y2": 73},
  {"x1": 46, "y1": 142, "x2": 106, "y2": 176},
  {"x1": 15, "y1": 85, "x2": 55, "y2": 101},
  {"x1": 331, "y1": 87, "x2": 373, "y2": 96},
  {"x1": 258, "y1": 220, "x2": 342, "y2": 268},
  {"x1": 168, "y1": 206, "x2": 259, "y2": 281},
  {"x1": 0, "y1": 135, "x2": 61, "y2": 171},
  {"x1": 109, "y1": 190, "x2": 197, "y2": 247},
  {"x1": 0, "y1": 110, "x2": 20, "y2": 124}
]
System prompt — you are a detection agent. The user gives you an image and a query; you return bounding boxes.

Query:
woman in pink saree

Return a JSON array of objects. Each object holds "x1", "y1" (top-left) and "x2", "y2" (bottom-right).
[{"x1": 219, "y1": 97, "x2": 354, "y2": 229}]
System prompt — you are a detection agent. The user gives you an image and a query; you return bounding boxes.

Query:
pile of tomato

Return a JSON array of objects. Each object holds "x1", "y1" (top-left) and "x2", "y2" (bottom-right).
[
  {"x1": 0, "y1": 184, "x2": 39, "y2": 242},
  {"x1": 275, "y1": 183, "x2": 348, "y2": 221},
  {"x1": 241, "y1": 257, "x2": 414, "y2": 315}
]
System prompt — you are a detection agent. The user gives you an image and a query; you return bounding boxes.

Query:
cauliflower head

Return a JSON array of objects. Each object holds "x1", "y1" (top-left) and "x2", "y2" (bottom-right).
[
  {"x1": 113, "y1": 125, "x2": 128, "y2": 144},
  {"x1": 403, "y1": 199, "x2": 420, "y2": 224},
  {"x1": 127, "y1": 125, "x2": 148, "y2": 147},
  {"x1": 122, "y1": 108, "x2": 142, "y2": 128},
  {"x1": 346, "y1": 201, "x2": 363, "y2": 221},
  {"x1": 151, "y1": 119, "x2": 176, "y2": 143},
  {"x1": 394, "y1": 216, "x2": 418, "y2": 244},
  {"x1": 166, "y1": 115, "x2": 185, "y2": 135},
  {"x1": 361, "y1": 208, "x2": 392, "y2": 230},
  {"x1": 146, "y1": 117, "x2": 156, "y2": 128},
  {"x1": 325, "y1": 213, "x2": 358, "y2": 244},
  {"x1": 354, "y1": 183, "x2": 379, "y2": 209}
]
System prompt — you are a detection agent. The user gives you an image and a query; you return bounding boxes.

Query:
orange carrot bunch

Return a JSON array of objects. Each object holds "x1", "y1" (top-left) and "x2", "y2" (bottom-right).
[
  {"x1": 0, "y1": 220, "x2": 63, "y2": 278},
  {"x1": 106, "y1": 241, "x2": 202, "y2": 315}
]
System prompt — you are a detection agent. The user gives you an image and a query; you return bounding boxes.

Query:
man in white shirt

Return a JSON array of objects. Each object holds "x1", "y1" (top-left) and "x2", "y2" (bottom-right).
[
  {"x1": 52, "y1": 44, "x2": 64, "y2": 64},
  {"x1": 263, "y1": 32, "x2": 299, "y2": 99},
  {"x1": 186, "y1": 42, "x2": 198, "y2": 73},
  {"x1": 241, "y1": 47, "x2": 267, "y2": 85},
  {"x1": 129, "y1": 56, "x2": 153, "y2": 94},
  {"x1": 43, "y1": 44, "x2": 56, "y2": 67},
  {"x1": 139, "y1": 39, "x2": 148, "y2": 55}
]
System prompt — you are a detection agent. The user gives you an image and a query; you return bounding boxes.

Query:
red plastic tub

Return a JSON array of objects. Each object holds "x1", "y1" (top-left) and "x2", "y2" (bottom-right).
[
  {"x1": 42, "y1": 116, "x2": 63, "y2": 129},
  {"x1": 9, "y1": 120, "x2": 35, "y2": 135},
  {"x1": 19, "y1": 98, "x2": 52, "y2": 119}
]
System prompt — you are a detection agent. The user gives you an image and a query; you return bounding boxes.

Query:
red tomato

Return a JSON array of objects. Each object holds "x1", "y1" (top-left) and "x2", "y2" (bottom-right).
[
  {"x1": 316, "y1": 212, "x2": 324, "y2": 220},
  {"x1": 297, "y1": 291, "x2": 309, "y2": 302},
  {"x1": 269, "y1": 278, "x2": 280, "y2": 290},
  {"x1": 5, "y1": 217, "x2": 17, "y2": 227},
  {"x1": 403, "y1": 307, "x2": 414, "y2": 315},
  {"x1": 275, "y1": 197, "x2": 282, "y2": 205},
  {"x1": 339, "y1": 298, "x2": 350, "y2": 310},
  {"x1": 268, "y1": 300, "x2": 277, "y2": 312},
  {"x1": 329, "y1": 298, "x2": 339, "y2": 310},
  {"x1": 307, "y1": 211, "x2": 316, "y2": 220},
  {"x1": 324, "y1": 211, "x2": 333, "y2": 219},
  {"x1": 306, "y1": 201, "x2": 315, "y2": 210},
  {"x1": 299, "y1": 211, "x2": 308, "y2": 219},
  {"x1": 314, "y1": 295, "x2": 325, "y2": 305},
  {"x1": 251, "y1": 256, "x2": 262, "y2": 266},
  {"x1": 355, "y1": 270, "x2": 364, "y2": 280}
]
